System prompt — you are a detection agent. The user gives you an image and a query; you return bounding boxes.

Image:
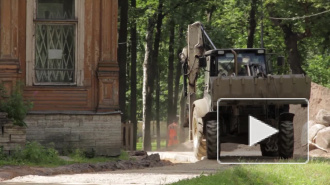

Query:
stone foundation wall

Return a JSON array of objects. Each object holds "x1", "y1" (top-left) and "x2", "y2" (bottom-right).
[
  {"x1": 25, "y1": 113, "x2": 121, "y2": 156},
  {"x1": 0, "y1": 112, "x2": 26, "y2": 155}
]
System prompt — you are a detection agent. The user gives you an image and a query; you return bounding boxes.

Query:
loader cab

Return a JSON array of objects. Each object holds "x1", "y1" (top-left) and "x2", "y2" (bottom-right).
[{"x1": 204, "y1": 49, "x2": 268, "y2": 77}]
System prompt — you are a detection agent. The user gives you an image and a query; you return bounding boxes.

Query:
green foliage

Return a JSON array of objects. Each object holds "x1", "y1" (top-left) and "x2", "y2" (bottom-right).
[
  {"x1": 0, "y1": 82, "x2": 33, "y2": 127},
  {"x1": 69, "y1": 148, "x2": 96, "y2": 160},
  {"x1": 0, "y1": 147, "x2": 7, "y2": 160},
  {"x1": 125, "y1": 0, "x2": 330, "y2": 123},
  {"x1": 173, "y1": 158, "x2": 330, "y2": 185},
  {"x1": 69, "y1": 148, "x2": 85, "y2": 160},
  {"x1": 0, "y1": 142, "x2": 131, "y2": 167},
  {"x1": 304, "y1": 55, "x2": 330, "y2": 88},
  {"x1": 11, "y1": 142, "x2": 65, "y2": 165}
]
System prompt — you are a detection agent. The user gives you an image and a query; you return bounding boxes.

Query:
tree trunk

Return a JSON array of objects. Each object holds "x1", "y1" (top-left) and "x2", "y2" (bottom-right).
[
  {"x1": 130, "y1": 0, "x2": 137, "y2": 150},
  {"x1": 284, "y1": 32, "x2": 306, "y2": 74},
  {"x1": 176, "y1": 26, "x2": 185, "y2": 143},
  {"x1": 167, "y1": 19, "x2": 175, "y2": 125},
  {"x1": 142, "y1": 0, "x2": 164, "y2": 152},
  {"x1": 206, "y1": 5, "x2": 216, "y2": 23},
  {"x1": 173, "y1": 50, "x2": 181, "y2": 117},
  {"x1": 268, "y1": 4, "x2": 309, "y2": 75},
  {"x1": 152, "y1": 0, "x2": 164, "y2": 150},
  {"x1": 247, "y1": 0, "x2": 257, "y2": 48},
  {"x1": 152, "y1": 0, "x2": 164, "y2": 64},
  {"x1": 173, "y1": 26, "x2": 184, "y2": 118},
  {"x1": 118, "y1": 0, "x2": 128, "y2": 122},
  {"x1": 142, "y1": 18, "x2": 154, "y2": 151},
  {"x1": 156, "y1": 67, "x2": 160, "y2": 149},
  {"x1": 152, "y1": 0, "x2": 164, "y2": 70}
]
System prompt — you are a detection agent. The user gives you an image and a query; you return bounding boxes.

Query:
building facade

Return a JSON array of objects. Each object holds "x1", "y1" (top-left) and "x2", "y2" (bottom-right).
[{"x1": 0, "y1": 0, "x2": 121, "y2": 156}]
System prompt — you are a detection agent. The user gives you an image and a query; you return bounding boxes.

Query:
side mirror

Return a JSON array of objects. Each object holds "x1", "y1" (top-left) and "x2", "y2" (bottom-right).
[
  {"x1": 199, "y1": 57, "x2": 207, "y2": 68},
  {"x1": 277, "y1": 56, "x2": 284, "y2": 67}
]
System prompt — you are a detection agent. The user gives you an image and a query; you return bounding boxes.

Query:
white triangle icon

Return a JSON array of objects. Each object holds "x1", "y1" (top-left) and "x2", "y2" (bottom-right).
[{"x1": 249, "y1": 116, "x2": 278, "y2": 146}]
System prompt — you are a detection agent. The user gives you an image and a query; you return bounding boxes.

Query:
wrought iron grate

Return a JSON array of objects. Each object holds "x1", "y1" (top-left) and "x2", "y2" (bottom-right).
[{"x1": 35, "y1": 24, "x2": 75, "y2": 83}]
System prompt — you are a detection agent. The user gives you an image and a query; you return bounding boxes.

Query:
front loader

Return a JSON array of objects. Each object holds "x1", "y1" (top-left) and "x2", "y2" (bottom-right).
[{"x1": 179, "y1": 22, "x2": 311, "y2": 160}]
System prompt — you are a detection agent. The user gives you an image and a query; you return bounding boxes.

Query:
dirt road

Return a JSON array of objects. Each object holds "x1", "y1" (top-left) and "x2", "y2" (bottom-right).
[
  {"x1": 2, "y1": 143, "x2": 300, "y2": 185},
  {"x1": 3, "y1": 158, "x2": 229, "y2": 185}
]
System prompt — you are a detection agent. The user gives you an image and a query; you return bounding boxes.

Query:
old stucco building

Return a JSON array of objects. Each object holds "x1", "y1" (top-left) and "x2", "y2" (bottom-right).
[{"x1": 0, "y1": 0, "x2": 121, "y2": 156}]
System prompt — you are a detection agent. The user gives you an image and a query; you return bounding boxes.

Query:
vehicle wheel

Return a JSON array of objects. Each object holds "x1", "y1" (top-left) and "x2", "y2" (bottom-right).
[
  {"x1": 260, "y1": 136, "x2": 278, "y2": 157},
  {"x1": 278, "y1": 121, "x2": 294, "y2": 159},
  {"x1": 206, "y1": 120, "x2": 220, "y2": 159},
  {"x1": 192, "y1": 108, "x2": 206, "y2": 160}
]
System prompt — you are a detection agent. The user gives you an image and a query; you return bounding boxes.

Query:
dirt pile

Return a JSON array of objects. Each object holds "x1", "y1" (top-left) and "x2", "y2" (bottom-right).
[
  {"x1": 308, "y1": 109, "x2": 330, "y2": 157},
  {"x1": 307, "y1": 83, "x2": 330, "y2": 157},
  {"x1": 0, "y1": 152, "x2": 172, "y2": 182},
  {"x1": 309, "y1": 83, "x2": 330, "y2": 120}
]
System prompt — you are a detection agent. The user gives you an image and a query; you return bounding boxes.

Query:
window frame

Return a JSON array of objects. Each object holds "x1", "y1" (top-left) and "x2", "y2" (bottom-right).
[{"x1": 26, "y1": 0, "x2": 85, "y2": 86}]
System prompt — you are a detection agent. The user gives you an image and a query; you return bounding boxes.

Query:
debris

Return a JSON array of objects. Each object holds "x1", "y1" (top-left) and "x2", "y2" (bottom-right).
[
  {"x1": 316, "y1": 109, "x2": 330, "y2": 127},
  {"x1": 309, "y1": 124, "x2": 326, "y2": 143},
  {"x1": 309, "y1": 142, "x2": 328, "y2": 153},
  {"x1": 308, "y1": 120, "x2": 317, "y2": 129},
  {"x1": 315, "y1": 127, "x2": 330, "y2": 151},
  {"x1": 0, "y1": 153, "x2": 172, "y2": 182},
  {"x1": 130, "y1": 150, "x2": 147, "y2": 156}
]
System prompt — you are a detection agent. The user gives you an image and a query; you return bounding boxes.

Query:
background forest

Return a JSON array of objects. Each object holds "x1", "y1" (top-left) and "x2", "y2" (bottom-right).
[{"x1": 117, "y1": 0, "x2": 330, "y2": 150}]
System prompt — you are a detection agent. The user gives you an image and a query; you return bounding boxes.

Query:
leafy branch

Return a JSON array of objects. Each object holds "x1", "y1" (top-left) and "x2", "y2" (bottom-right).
[{"x1": 0, "y1": 82, "x2": 33, "y2": 127}]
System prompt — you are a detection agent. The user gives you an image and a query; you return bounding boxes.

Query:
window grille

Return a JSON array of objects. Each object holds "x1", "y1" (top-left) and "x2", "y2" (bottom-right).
[{"x1": 34, "y1": 0, "x2": 76, "y2": 84}]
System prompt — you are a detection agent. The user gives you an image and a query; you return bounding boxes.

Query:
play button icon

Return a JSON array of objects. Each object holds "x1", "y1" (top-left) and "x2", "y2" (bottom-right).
[{"x1": 249, "y1": 116, "x2": 278, "y2": 146}]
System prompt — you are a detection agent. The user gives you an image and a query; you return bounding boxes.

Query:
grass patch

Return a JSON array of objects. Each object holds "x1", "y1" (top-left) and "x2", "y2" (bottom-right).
[
  {"x1": 136, "y1": 137, "x2": 167, "y2": 151},
  {"x1": 0, "y1": 142, "x2": 66, "y2": 167},
  {"x1": 173, "y1": 158, "x2": 330, "y2": 185},
  {"x1": 0, "y1": 142, "x2": 130, "y2": 167}
]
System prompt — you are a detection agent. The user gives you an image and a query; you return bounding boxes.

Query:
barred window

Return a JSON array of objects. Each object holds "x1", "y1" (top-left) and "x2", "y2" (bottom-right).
[{"x1": 34, "y1": 0, "x2": 76, "y2": 84}]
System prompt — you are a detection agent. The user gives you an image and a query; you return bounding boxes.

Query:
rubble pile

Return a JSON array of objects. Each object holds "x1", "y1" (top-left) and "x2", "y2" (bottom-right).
[
  {"x1": 308, "y1": 109, "x2": 330, "y2": 157},
  {"x1": 307, "y1": 83, "x2": 330, "y2": 157}
]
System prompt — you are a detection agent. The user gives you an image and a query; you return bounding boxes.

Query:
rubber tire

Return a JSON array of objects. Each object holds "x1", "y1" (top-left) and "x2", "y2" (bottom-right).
[
  {"x1": 192, "y1": 109, "x2": 206, "y2": 160},
  {"x1": 260, "y1": 140, "x2": 278, "y2": 157},
  {"x1": 278, "y1": 121, "x2": 294, "y2": 159},
  {"x1": 206, "y1": 120, "x2": 220, "y2": 159}
]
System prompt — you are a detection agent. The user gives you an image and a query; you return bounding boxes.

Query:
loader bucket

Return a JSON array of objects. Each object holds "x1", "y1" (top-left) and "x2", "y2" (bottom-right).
[{"x1": 211, "y1": 74, "x2": 311, "y2": 106}]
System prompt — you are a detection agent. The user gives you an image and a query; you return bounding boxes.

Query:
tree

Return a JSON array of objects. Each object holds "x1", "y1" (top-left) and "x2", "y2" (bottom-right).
[
  {"x1": 153, "y1": 0, "x2": 164, "y2": 150},
  {"x1": 130, "y1": 0, "x2": 138, "y2": 150},
  {"x1": 142, "y1": 17, "x2": 154, "y2": 151},
  {"x1": 167, "y1": 19, "x2": 175, "y2": 125},
  {"x1": 130, "y1": 0, "x2": 330, "y2": 151},
  {"x1": 174, "y1": 26, "x2": 185, "y2": 143},
  {"x1": 268, "y1": 8, "x2": 309, "y2": 73},
  {"x1": 266, "y1": 1, "x2": 326, "y2": 74},
  {"x1": 118, "y1": 0, "x2": 128, "y2": 121},
  {"x1": 247, "y1": 0, "x2": 257, "y2": 48}
]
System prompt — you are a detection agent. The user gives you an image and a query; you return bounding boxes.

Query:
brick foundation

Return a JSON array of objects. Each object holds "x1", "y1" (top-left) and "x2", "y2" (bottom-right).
[{"x1": 25, "y1": 112, "x2": 121, "y2": 156}]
